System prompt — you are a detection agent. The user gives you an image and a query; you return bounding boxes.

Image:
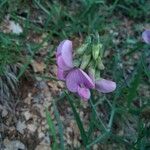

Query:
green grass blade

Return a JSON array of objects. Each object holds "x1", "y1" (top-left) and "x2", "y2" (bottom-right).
[
  {"x1": 86, "y1": 132, "x2": 110, "y2": 149},
  {"x1": 45, "y1": 108, "x2": 58, "y2": 150},
  {"x1": 53, "y1": 101, "x2": 65, "y2": 150},
  {"x1": 127, "y1": 64, "x2": 142, "y2": 107},
  {"x1": 87, "y1": 108, "x2": 96, "y2": 141},
  {"x1": 17, "y1": 56, "x2": 32, "y2": 79},
  {"x1": 65, "y1": 92, "x2": 88, "y2": 146},
  {"x1": 89, "y1": 98, "x2": 107, "y2": 132},
  {"x1": 141, "y1": 54, "x2": 150, "y2": 79},
  {"x1": 34, "y1": 0, "x2": 50, "y2": 16}
]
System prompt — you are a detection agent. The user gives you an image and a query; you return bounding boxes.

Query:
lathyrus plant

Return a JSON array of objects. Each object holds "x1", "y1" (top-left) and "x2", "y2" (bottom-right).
[{"x1": 56, "y1": 34, "x2": 116, "y2": 101}]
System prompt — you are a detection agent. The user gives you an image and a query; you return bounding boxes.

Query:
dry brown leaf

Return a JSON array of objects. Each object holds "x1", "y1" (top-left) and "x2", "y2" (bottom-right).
[{"x1": 31, "y1": 60, "x2": 46, "y2": 73}]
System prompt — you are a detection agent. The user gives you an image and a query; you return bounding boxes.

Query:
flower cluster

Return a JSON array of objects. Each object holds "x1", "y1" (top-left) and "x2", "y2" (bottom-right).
[{"x1": 56, "y1": 40, "x2": 116, "y2": 100}]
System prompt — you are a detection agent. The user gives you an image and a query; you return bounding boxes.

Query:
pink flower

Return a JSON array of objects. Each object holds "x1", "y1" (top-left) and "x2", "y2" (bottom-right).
[
  {"x1": 142, "y1": 30, "x2": 150, "y2": 44},
  {"x1": 66, "y1": 68, "x2": 95, "y2": 100},
  {"x1": 56, "y1": 40, "x2": 116, "y2": 100}
]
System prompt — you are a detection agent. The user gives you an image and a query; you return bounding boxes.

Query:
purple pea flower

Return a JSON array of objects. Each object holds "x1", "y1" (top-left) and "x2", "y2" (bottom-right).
[
  {"x1": 142, "y1": 30, "x2": 150, "y2": 44},
  {"x1": 95, "y1": 78, "x2": 116, "y2": 93},
  {"x1": 56, "y1": 40, "x2": 95, "y2": 100},
  {"x1": 56, "y1": 40, "x2": 116, "y2": 100},
  {"x1": 66, "y1": 68, "x2": 95, "y2": 100}
]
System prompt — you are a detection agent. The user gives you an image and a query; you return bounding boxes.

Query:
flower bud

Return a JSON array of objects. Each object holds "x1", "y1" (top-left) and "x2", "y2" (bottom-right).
[
  {"x1": 92, "y1": 44, "x2": 99, "y2": 60},
  {"x1": 95, "y1": 70, "x2": 100, "y2": 80},
  {"x1": 92, "y1": 43, "x2": 103, "y2": 60},
  {"x1": 76, "y1": 43, "x2": 88, "y2": 55},
  {"x1": 80, "y1": 54, "x2": 91, "y2": 70},
  {"x1": 88, "y1": 66, "x2": 95, "y2": 81},
  {"x1": 97, "y1": 57, "x2": 105, "y2": 70},
  {"x1": 99, "y1": 44, "x2": 103, "y2": 57}
]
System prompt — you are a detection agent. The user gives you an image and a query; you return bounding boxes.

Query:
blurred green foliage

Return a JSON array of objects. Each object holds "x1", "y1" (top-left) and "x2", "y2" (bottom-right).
[
  {"x1": 0, "y1": 33, "x2": 22, "y2": 75},
  {"x1": 107, "y1": 0, "x2": 150, "y2": 20}
]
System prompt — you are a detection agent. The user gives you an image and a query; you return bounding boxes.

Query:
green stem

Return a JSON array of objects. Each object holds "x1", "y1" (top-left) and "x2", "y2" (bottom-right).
[
  {"x1": 108, "y1": 108, "x2": 115, "y2": 131},
  {"x1": 89, "y1": 98, "x2": 107, "y2": 132}
]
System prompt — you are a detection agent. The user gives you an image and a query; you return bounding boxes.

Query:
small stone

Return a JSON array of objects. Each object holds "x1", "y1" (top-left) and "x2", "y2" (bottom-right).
[
  {"x1": 60, "y1": 116, "x2": 65, "y2": 121},
  {"x1": 38, "y1": 131, "x2": 45, "y2": 139},
  {"x1": 4, "y1": 139, "x2": 26, "y2": 150},
  {"x1": 2, "y1": 109, "x2": 8, "y2": 117},
  {"x1": 118, "y1": 130, "x2": 124, "y2": 136},
  {"x1": 73, "y1": 139, "x2": 79, "y2": 148},
  {"x1": 24, "y1": 111, "x2": 32, "y2": 120},
  {"x1": 41, "y1": 133, "x2": 50, "y2": 144},
  {"x1": 45, "y1": 124, "x2": 49, "y2": 130},
  {"x1": 24, "y1": 94, "x2": 32, "y2": 105},
  {"x1": 27, "y1": 124, "x2": 37, "y2": 133},
  {"x1": 16, "y1": 121, "x2": 26, "y2": 134},
  {"x1": 93, "y1": 144, "x2": 98, "y2": 150},
  {"x1": 41, "y1": 120, "x2": 46, "y2": 125},
  {"x1": 35, "y1": 143, "x2": 50, "y2": 150},
  {"x1": 35, "y1": 81, "x2": 47, "y2": 90},
  {"x1": 66, "y1": 127, "x2": 72, "y2": 133},
  {"x1": 31, "y1": 60, "x2": 46, "y2": 73},
  {"x1": 9, "y1": 21, "x2": 23, "y2": 34},
  {"x1": 57, "y1": 81, "x2": 64, "y2": 88},
  {"x1": 133, "y1": 53, "x2": 139, "y2": 60}
]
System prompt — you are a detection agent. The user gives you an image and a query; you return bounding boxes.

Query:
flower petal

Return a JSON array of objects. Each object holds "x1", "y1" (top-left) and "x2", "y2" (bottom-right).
[
  {"x1": 56, "y1": 40, "x2": 66, "y2": 56},
  {"x1": 57, "y1": 68, "x2": 65, "y2": 80},
  {"x1": 57, "y1": 55, "x2": 72, "y2": 70},
  {"x1": 95, "y1": 78, "x2": 116, "y2": 93},
  {"x1": 61, "y1": 40, "x2": 73, "y2": 68},
  {"x1": 142, "y1": 30, "x2": 150, "y2": 44},
  {"x1": 79, "y1": 69, "x2": 95, "y2": 88},
  {"x1": 66, "y1": 69, "x2": 95, "y2": 92},
  {"x1": 77, "y1": 86, "x2": 90, "y2": 100},
  {"x1": 56, "y1": 40, "x2": 73, "y2": 68}
]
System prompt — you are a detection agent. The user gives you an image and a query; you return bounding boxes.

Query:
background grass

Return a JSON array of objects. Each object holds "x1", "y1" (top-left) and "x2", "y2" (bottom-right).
[{"x1": 0, "y1": 0, "x2": 150, "y2": 149}]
